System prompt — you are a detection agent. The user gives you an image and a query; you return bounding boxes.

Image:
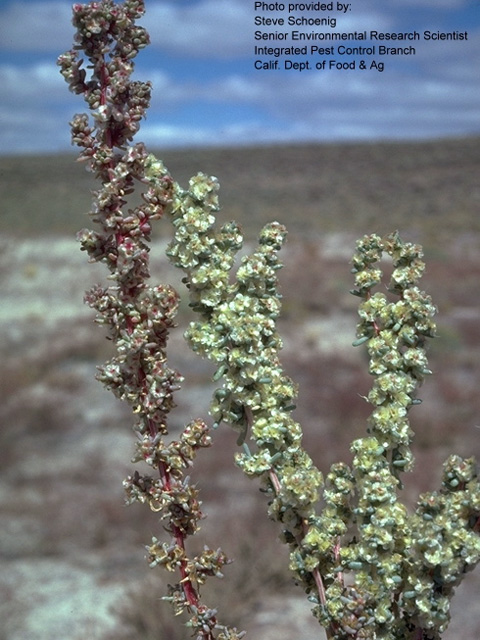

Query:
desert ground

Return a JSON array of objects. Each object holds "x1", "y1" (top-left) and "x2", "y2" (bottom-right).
[{"x1": 1, "y1": 137, "x2": 479, "y2": 639}]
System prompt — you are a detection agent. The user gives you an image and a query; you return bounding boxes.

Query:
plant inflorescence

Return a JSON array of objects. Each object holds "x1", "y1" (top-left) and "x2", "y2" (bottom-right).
[{"x1": 58, "y1": 2, "x2": 480, "y2": 639}]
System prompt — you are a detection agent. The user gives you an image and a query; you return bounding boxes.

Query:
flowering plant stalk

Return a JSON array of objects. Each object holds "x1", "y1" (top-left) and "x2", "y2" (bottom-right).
[
  {"x1": 58, "y1": 2, "x2": 242, "y2": 638},
  {"x1": 58, "y1": 2, "x2": 480, "y2": 639}
]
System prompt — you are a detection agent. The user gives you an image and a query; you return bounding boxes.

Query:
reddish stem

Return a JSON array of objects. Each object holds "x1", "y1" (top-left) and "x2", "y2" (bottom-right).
[{"x1": 158, "y1": 457, "x2": 216, "y2": 639}]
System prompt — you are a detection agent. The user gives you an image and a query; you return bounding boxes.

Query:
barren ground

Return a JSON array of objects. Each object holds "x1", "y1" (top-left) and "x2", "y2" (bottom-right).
[{"x1": 1, "y1": 139, "x2": 479, "y2": 639}]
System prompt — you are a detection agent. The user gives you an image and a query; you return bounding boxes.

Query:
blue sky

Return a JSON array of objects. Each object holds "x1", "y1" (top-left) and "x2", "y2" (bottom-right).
[{"x1": 0, "y1": 0, "x2": 479, "y2": 154}]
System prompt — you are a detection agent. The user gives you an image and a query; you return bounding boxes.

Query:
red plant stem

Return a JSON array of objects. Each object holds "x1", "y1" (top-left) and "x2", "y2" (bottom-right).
[
  {"x1": 69, "y1": 10, "x2": 217, "y2": 639},
  {"x1": 158, "y1": 456, "x2": 216, "y2": 640},
  {"x1": 268, "y1": 468, "x2": 282, "y2": 494},
  {"x1": 158, "y1": 459, "x2": 199, "y2": 606}
]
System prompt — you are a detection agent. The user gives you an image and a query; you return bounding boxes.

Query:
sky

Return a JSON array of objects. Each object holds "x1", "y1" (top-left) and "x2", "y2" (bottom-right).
[{"x1": 0, "y1": 0, "x2": 479, "y2": 154}]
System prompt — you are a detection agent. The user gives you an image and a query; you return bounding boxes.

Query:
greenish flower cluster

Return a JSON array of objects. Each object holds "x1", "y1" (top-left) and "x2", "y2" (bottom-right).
[
  {"x1": 402, "y1": 455, "x2": 480, "y2": 634},
  {"x1": 308, "y1": 233, "x2": 480, "y2": 640},
  {"x1": 165, "y1": 214, "x2": 480, "y2": 639},
  {"x1": 165, "y1": 172, "x2": 323, "y2": 550},
  {"x1": 60, "y1": 2, "x2": 480, "y2": 639}
]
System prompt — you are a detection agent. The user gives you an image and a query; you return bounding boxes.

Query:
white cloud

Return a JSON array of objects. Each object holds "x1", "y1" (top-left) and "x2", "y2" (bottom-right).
[
  {"x1": 0, "y1": 1, "x2": 73, "y2": 52},
  {"x1": 143, "y1": 0, "x2": 251, "y2": 58},
  {"x1": 142, "y1": 1, "x2": 393, "y2": 58},
  {"x1": 150, "y1": 62, "x2": 480, "y2": 141},
  {"x1": 0, "y1": 60, "x2": 83, "y2": 152},
  {"x1": 0, "y1": 103, "x2": 71, "y2": 153},
  {"x1": 0, "y1": 0, "x2": 393, "y2": 58},
  {"x1": 147, "y1": 70, "x2": 196, "y2": 106},
  {"x1": 0, "y1": 0, "x2": 479, "y2": 153},
  {"x1": 0, "y1": 0, "x2": 252, "y2": 57},
  {"x1": 0, "y1": 62, "x2": 66, "y2": 104},
  {"x1": 141, "y1": 122, "x2": 214, "y2": 147},
  {"x1": 141, "y1": 119, "x2": 312, "y2": 148}
]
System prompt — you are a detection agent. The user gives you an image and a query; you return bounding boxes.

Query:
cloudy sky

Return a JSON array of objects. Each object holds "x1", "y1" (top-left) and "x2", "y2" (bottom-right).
[{"x1": 0, "y1": 0, "x2": 479, "y2": 154}]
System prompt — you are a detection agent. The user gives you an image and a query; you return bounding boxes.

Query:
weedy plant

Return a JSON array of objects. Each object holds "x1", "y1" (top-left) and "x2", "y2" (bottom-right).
[{"x1": 58, "y1": 1, "x2": 480, "y2": 638}]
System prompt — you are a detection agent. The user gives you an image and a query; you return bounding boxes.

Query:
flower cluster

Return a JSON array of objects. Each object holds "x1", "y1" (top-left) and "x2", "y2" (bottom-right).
[
  {"x1": 165, "y1": 172, "x2": 324, "y2": 552},
  {"x1": 58, "y1": 2, "x2": 244, "y2": 639},
  {"x1": 319, "y1": 233, "x2": 480, "y2": 640},
  {"x1": 58, "y1": 0, "x2": 151, "y2": 155},
  {"x1": 402, "y1": 455, "x2": 480, "y2": 634},
  {"x1": 167, "y1": 217, "x2": 480, "y2": 639}
]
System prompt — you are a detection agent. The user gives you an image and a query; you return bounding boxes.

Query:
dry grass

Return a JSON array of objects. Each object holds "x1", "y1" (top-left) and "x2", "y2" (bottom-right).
[{"x1": 1, "y1": 137, "x2": 480, "y2": 242}]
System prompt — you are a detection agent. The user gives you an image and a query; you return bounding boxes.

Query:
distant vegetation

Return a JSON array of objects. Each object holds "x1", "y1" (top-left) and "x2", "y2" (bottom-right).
[{"x1": 1, "y1": 136, "x2": 479, "y2": 244}]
